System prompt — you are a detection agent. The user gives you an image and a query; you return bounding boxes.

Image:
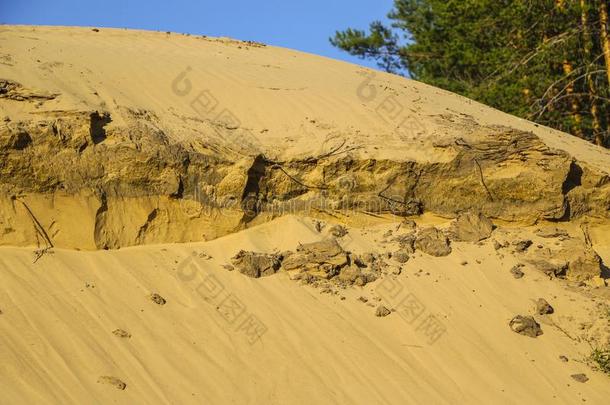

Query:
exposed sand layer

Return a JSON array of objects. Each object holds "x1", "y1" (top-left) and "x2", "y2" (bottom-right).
[{"x1": 1, "y1": 215, "x2": 609, "y2": 404}]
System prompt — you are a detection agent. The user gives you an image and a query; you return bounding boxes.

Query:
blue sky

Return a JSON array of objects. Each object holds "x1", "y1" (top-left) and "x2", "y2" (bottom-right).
[{"x1": 2, "y1": 0, "x2": 395, "y2": 70}]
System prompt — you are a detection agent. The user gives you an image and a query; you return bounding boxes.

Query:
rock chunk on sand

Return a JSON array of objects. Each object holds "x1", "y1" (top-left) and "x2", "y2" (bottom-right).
[
  {"x1": 509, "y1": 315, "x2": 543, "y2": 337},
  {"x1": 529, "y1": 259, "x2": 568, "y2": 278},
  {"x1": 375, "y1": 305, "x2": 391, "y2": 317},
  {"x1": 535, "y1": 298, "x2": 554, "y2": 315},
  {"x1": 415, "y1": 227, "x2": 452, "y2": 257},
  {"x1": 564, "y1": 245, "x2": 603, "y2": 282},
  {"x1": 97, "y1": 376, "x2": 127, "y2": 390},
  {"x1": 493, "y1": 240, "x2": 509, "y2": 250},
  {"x1": 149, "y1": 293, "x2": 166, "y2": 305},
  {"x1": 570, "y1": 373, "x2": 589, "y2": 383},
  {"x1": 231, "y1": 251, "x2": 282, "y2": 278},
  {"x1": 510, "y1": 265, "x2": 525, "y2": 279},
  {"x1": 392, "y1": 249, "x2": 410, "y2": 264},
  {"x1": 393, "y1": 232, "x2": 416, "y2": 254},
  {"x1": 449, "y1": 211, "x2": 494, "y2": 242},
  {"x1": 328, "y1": 224, "x2": 348, "y2": 238},
  {"x1": 282, "y1": 239, "x2": 347, "y2": 277},
  {"x1": 513, "y1": 240, "x2": 533, "y2": 253},
  {"x1": 282, "y1": 239, "x2": 379, "y2": 286},
  {"x1": 336, "y1": 265, "x2": 377, "y2": 286},
  {"x1": 112, "y1": 329, "x2": 131, "y2": 338},
  {"x1": 526, "y1": 238, "x2": 602, "y2": 282}
]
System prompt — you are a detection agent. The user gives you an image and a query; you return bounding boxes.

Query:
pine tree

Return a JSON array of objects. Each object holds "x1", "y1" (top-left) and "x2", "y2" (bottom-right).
[{"x1": 331, "y1": 0, "x2": 610, "y2": 147}]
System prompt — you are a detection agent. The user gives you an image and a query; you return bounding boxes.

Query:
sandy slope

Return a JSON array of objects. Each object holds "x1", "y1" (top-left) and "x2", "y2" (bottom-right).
[{"x1": 1, "y1": 215, "x2": 609, "y2": 404}]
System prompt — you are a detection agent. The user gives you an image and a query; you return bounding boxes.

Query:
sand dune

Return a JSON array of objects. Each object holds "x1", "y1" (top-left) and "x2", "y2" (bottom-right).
[{"x1": 0, "y1": 25, "x2": 609, "y2": 404}]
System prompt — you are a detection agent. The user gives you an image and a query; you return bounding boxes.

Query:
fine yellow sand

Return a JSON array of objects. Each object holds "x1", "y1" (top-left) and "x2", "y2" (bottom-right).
[{"x1": 0, "y1": 216, "x2": 609, "y2": 404}]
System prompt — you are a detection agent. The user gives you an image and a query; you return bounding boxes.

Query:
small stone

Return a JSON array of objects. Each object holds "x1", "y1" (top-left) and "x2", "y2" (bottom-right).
[
  {"x1": 231, "y1": 250, "x2": 282, "y2": 278},
  {"x1": 460, "y1": 261, "x2": 468, "y2": 266},
  {"x1": 509, "y1": 315, "x2": 543, "y2": 337},
  {"x1": 393, "y1": 249, "x2": 410, "y2": 264},
  {"x1": 530, "y1": 259, "x2": 568, "y2": 278},
  {"x1": 284, "y1": 240, "x2": 347, "y2": 277},
  {"x1": 536, "y1": 298, "x2": 554, "y2": 315},
  {"x1": 352, "y1": 255, "x2": 367, "y2": 268},
  {"x1": 448, "y1": 211, "x2": 494, "y2": 242},
  {"x1": 513, "y1": 240, "x2": 533, "y2": 253},
  {"x1": 358, "y1": 296, "x2": 368, "y2": 303},
  {"x1": 559, "y1": 355, "x2": 569, "y2": 362},
  {"x1": 149, "y1": 293, "x2": 166, "y2": 305},
  {"x1": 97, "y1": 376, "x2": 126, "y2": 390},
  {"x1": 570, "y1": 373, "x2": 589, "y2": 383},
  {"x1": 112, "y1": 329, "x2": 131, "y2": 338},
  {"x1": 328, "y1": 224, "x2": 348, "y2": 238},
  {"x1": 393, "y1": 233, "x2": 416, "y2": 253},
  {"x1": 564, "y1": 244, "x2": 603, "y2": 283},
  {"x1": 510, "y1": 265, "x2": 525, "y2": 279},
  {"x1": 415, "y1": 227, "x2": 452, "y2": 257},
  {"x1": 222, "y1": 264, "x2": 234, "y2": 271},
  {"x1": 375, "y1": 305, "x2": 391, "y2": 317}
]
